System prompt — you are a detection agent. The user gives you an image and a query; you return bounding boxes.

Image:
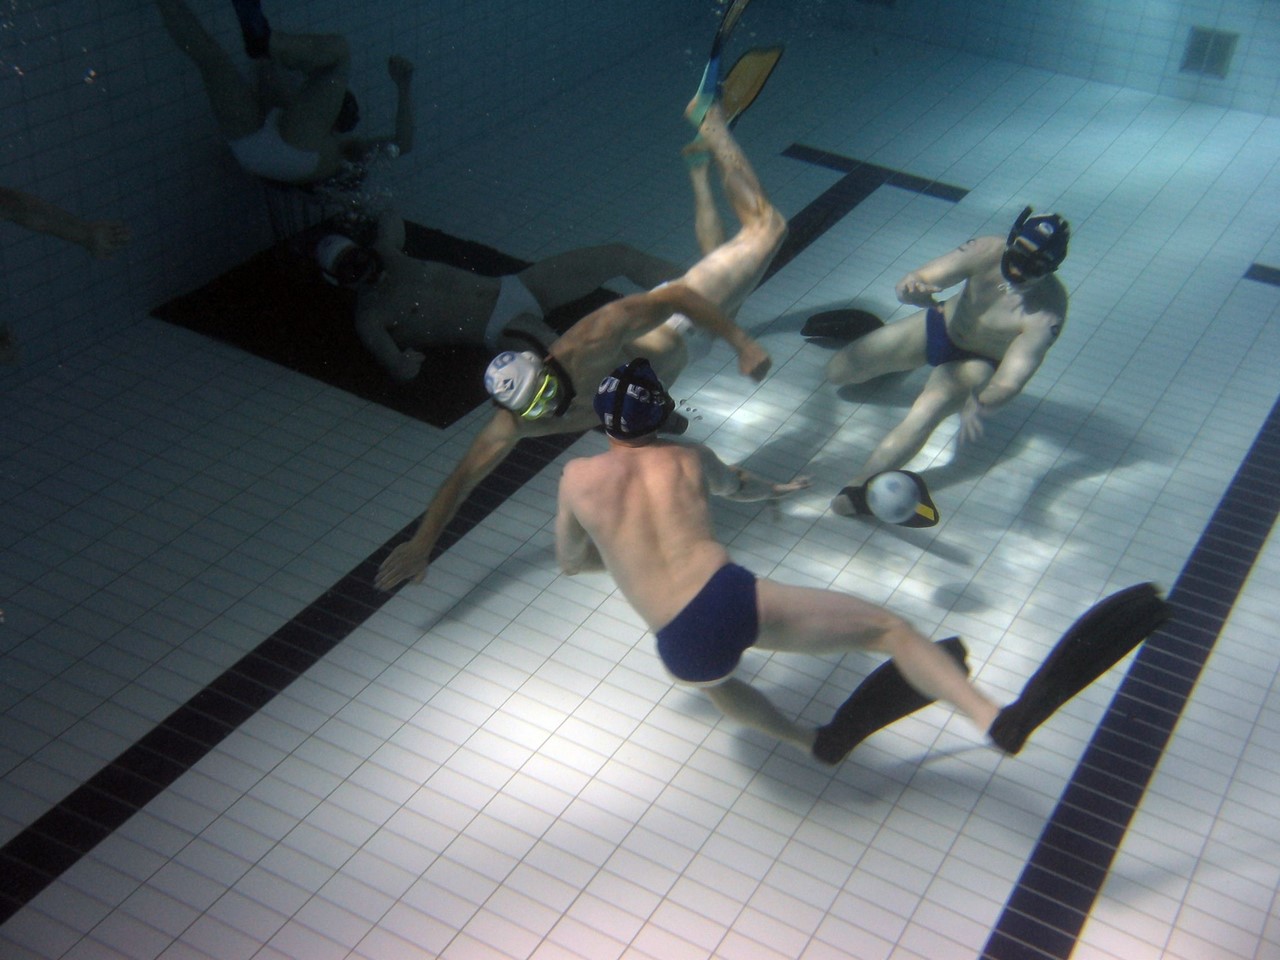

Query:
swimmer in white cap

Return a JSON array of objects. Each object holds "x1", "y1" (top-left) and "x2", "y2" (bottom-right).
[{"x1": 375, "y1": 26, "x2": 787, "y2": 591}]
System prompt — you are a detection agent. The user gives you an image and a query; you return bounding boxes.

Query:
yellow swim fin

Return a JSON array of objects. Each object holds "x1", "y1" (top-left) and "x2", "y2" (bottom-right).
[{"x1": 720, "y1": 45, "x2": 785, "y2": 127}]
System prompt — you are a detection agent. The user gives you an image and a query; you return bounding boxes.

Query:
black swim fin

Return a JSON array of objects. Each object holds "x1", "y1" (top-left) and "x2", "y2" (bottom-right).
[
  {"x1": 720, "y1": 46, "x2": 785, "y2": 128},
  {"x1": 690, "y1": 0, "x2": 756, "y2": 128},
  {"x1": 710, "y1": 0, "x2": 754, "y2": 64},
  {"x1": 988, "y1": 582, "x2": 1171, "y2": 755},
  {"x1": 801, "y1": 308, "x2": 884, "y2": 342},
  {"x1": 813, "y1": 637, "x2": 969, "y2": 765}
]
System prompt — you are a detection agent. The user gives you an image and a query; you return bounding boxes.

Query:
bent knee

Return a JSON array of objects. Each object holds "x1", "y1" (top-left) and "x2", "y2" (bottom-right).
[
  {"x1": 911, "y1": 385, "x2": 966, "y2": 419},
  {"x1": 863, "y1": 612, "x2": 916, "y2": 655},
  {"x1": 764, "y1": 207, "x2": 787, "y2": 250},
  {"x1": 825, "y1": 346, "x2": 867, "y2": 386}
]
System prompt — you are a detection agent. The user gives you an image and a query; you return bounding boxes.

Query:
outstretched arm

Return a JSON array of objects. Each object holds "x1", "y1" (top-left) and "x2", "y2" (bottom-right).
[
  {"x1": 1, "y1": 187, "x2": 130, "y2": 259},
  {"x1": 341, "y1": 56, "x2": 415, "y2": 160},
  {"x1": 387, "y1": 56, "x2": 415, "y2": 155},
  {"x1": 959, "y1": 320, "x2": 1058, "y2": 441},
  {"x1": 375, "y1": 411, "x2": 522, "y2": 590},
  {"x1": 697, "y1": 444, "x2": 810, "y2": 502},
  {"x1": 575, "y1": 281, "x2": 770, "y2": 380},
  {"x1": 895, "y1": 236, "x2": 995, "y2": 307}
]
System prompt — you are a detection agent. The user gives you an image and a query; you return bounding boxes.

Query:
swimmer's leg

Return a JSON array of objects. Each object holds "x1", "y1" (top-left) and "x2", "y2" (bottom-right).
[
  {"x1": 231, "y1": 0, "x2": 271, "y2": 59},
  {"x1": 707, "y1": 678, "x2": 816, "y2": 754},
  {"x1": 155, "y1": 0, "x2": 261, "y2": 138}
]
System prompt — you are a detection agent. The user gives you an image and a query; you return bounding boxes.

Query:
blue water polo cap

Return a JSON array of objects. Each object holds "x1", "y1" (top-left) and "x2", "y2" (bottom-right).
[
  {"x1": 1002, "y1": 206, "x2": 1070, "y2": 282},
  {"x1": 594, "y1": 358, "x2": 674, "y2": 439}
]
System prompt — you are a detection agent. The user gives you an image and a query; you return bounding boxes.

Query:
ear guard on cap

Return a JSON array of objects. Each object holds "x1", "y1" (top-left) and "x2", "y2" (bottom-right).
[{"x1": 485, "y1": 350, "x2": 546, "y2": 414}]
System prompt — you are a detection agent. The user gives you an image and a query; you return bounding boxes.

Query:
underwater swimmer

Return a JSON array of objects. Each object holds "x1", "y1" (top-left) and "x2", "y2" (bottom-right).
[{"x1": 826, "y1": 206, "x2": 1070, "y2": 520}]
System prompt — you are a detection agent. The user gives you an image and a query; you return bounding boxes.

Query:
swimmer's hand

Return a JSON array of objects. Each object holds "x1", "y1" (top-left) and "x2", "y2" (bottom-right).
[
  {"x1": 896, "y1": 275, "x2": 941, "y2": 307},
  {"x1": 375, "y1": 541, "x2": 429, "y2": 591},
  {"x1": 388, "y1": 56, "x2": 414, "y2": 86},
  {"x1": 84, "y1": 220, "x2": 131, "y2": 259},
  {"x1": 394, "y1": 349, "x2": 425, "y2": 382},
  {"x1": 959, "y1": 393, "x2": 987, "y2": 444},
  {"x1": 770, "y1": 476, "x2": 811, "y2": 499},
  {"x1": 738, "y1": 338, "x2": 772, "y2": 381}
]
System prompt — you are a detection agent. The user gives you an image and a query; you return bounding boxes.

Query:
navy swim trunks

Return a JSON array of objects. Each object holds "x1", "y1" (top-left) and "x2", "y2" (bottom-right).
[
  {"x1": 655, "y1": 563, "x2": 759, "y2": 685},
  {"x1": 925, "y1": 306, "x2": 998, "y2": 367}
]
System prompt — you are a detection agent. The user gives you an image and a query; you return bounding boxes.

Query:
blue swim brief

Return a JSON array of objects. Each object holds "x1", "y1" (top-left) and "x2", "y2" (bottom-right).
[
  {"x1": 925, "y1": 306, "x2": 997, "y2": 368},
  {"x1": 655, "y1": 563, "x2": 758, "y2": 685}
]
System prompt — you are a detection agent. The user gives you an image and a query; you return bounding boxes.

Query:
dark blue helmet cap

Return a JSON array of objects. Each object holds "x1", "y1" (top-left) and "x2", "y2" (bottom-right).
[{"x1": 594, "y1": 358, "x2": 674, "y2": 439}]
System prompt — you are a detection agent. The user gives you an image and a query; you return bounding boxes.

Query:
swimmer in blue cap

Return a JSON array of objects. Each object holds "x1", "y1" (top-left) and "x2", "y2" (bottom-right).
[
  {"x1": 826, "y1": 205, "x2": 1070, "y2": 522},
  {"x1": 555, "y1": 363, "x2": 1168, "y2": 763}
]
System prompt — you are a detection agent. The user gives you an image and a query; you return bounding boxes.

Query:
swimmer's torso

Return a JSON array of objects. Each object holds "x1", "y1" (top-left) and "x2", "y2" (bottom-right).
[
  {"x1": 945, "y1": 240, "x2": 1067, "y2": 358},
  {"x1": 362, "y1": 259, "x2": 501, "y2": 347}
]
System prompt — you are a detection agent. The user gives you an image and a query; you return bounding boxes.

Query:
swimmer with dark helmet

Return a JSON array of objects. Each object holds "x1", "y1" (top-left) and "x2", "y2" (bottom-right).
[
  {"x1": 553, "y1": 360, "x2": 1167, "y2": 762},
  {"x1": 825, "y1": 205, "x2": 1071, "y2": 523}
]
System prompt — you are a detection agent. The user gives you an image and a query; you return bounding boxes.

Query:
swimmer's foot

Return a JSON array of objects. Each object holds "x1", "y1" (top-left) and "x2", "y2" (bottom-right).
[
  {"x1": 681, "y1": 137, "x2": 712, "y2": 168},
  {"x1": 685, "y1": 64, "x2": 719, "y2": 131},
  {"x1": 813, "y1": 637, "x2": 969, "y2": 765},
  {"x1": 988, "y1": 583, "x2": 1170, "y2": 755},
  {"x1": 833, "y1": 472, "x2": 939, "y2": 528},
  {"x1": 830, "y1": 484, "x2": 871, "y2": 518},
  {"x1": 231, "y1": 0, "x2": 271, "y2": 59}
]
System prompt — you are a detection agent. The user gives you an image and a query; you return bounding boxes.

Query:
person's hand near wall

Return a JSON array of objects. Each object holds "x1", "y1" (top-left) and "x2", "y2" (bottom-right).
[
  {"x1": 1, "y1": 187, "x2": 132, "y2": 363},
  {"x1": 1, "y1": 187, "x2": 131, "y2": 259}
]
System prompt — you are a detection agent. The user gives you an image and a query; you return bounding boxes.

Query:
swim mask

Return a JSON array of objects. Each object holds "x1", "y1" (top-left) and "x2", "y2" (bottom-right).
[
  {"x1": 1001, "y1": 206, "x2": 1070, "y2": 283},
  {"x1": 314, "y1": 234, "x2": 380, "y2": 286},
  {"x1": 594, "y1": 358, "x2": 674, "y2": 439},
  {"x1": 485, "y1": 350, "x2": 562, "y2": 419}
]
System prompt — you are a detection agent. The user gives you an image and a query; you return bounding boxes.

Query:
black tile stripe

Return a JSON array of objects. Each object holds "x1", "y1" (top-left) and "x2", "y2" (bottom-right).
[
  {"x1": 1244, "y1": 262, "x2": 1280, "y2": 286},
  {"x1": 767, "y1": 144, "x2": 968, "y2": 282},
  {"x1": 982, "y1": 392, "x2": 1280, "y2": 960},
  {"x1": 0, "y1": 147, "x2": 969, "y2": 924},
  {"x1": 0, "y1": 432, "x2": 581, "y2": 924}
]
